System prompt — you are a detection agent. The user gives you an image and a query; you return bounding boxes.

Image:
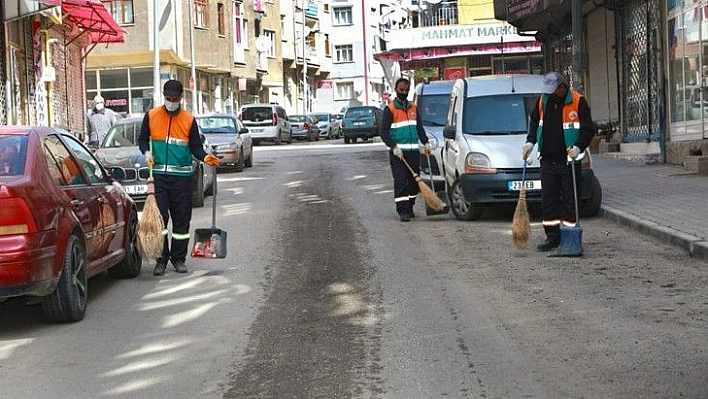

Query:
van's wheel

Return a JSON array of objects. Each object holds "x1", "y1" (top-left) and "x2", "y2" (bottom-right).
[
  {"x1": 42, "y1": 234, "x2": 88, "y2": 322},
  {"x1": 344, "y1": 136, "x2": 351, "y2": 144},
  {"x1": 191, "y1": 167, "x2": 205, "y2": 208},
  {"x1": 351, "y1": 136, "x2": 357, "y2": 144},
  {"x1": 108, "y1": 208, "x2": 142, "y2": 278},
  {"x1": 274, "y1": 132, "x2": 282, "y2": 145},
  {"x1": 449, "y1": 178, "x2": 482, "y2": 220},
  {"x1": 581, "y1": 175, "x2": 603, "y2": 217}
]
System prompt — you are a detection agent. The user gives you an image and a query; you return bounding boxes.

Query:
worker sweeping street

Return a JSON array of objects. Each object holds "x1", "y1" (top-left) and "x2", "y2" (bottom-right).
[
  {"x1": 522, "y1": 71, "x2": 595, "y2": 252},
  {"x1": 380, "y1": 77, "x2": 432, "y2": 222},
  {"x1": 138, "y1": 79, "x2": 221, "y2": 275}
]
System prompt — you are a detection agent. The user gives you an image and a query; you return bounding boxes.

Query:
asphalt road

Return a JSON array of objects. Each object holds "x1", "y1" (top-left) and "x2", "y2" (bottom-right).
[{"x1": 1, "y1": 139, "x2": 706, "y2": 398}]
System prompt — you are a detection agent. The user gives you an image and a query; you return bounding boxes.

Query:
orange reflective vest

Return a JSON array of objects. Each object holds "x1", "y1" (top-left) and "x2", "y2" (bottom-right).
[{"x1": 536, "y1": 89, "x2": 583, "y2": 151}]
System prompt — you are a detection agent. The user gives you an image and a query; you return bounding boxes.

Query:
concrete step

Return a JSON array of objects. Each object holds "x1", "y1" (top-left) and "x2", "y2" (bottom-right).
[
  {"x1": 602, "y1": 141, "x2": 661, "y2": 164},
  {"x1": 683, "y1": 155, "x2": 708, "y2": 175}
]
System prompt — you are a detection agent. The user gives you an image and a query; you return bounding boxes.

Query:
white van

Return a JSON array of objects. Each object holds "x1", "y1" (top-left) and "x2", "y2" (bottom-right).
[
  {"x1": 441, "y1": 74, "x2": 602, "y2": 220},
  {"x1": 412, "y1": 80, "x2": 455, "y2": 191},
  {"x1": 239, "y1": 103, "x2": 293, "y2": 145}
]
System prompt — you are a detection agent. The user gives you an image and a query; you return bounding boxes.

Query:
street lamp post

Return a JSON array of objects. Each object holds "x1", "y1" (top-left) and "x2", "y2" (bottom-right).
[{"x1": 302, "y1": 3, "x2": 307, "y2": 114}]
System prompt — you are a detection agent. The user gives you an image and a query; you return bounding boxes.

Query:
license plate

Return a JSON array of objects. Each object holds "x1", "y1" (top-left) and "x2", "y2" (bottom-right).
[
  {"x1": 124, "y1": 184, "x2": 148, "y2": 195},
  {"x1": 250, "y1": 128, "x2": 263, "y2": 133},
  {"x1": 353, "y1": 121, "x2": 365, "y2": 126},
  {"x1": 508, "y1": 180, "x2": 542, "y2": 191}
]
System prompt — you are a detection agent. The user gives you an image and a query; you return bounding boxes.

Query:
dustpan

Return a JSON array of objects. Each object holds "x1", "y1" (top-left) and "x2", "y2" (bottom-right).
[
  {"x1": 191, "y1": 170, "x2": 227, "y2": 258},
  {"x1": 549, "y1": 155, "x2": 583, "y2": 257},
  {"x1": 424, "y1": 153, "x2": 450, "y2": 216}
]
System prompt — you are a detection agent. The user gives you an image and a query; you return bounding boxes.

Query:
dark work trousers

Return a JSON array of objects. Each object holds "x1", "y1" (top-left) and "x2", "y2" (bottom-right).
[
  {"x1": 540, "y1": 159, "x2": 582, "y2": 240},
  {"x1": 154, "y1": 174, "x2": 193, "y2": 265},
  {"x1": 390, "y1": 150, "x2": 420, "y2": 215}
]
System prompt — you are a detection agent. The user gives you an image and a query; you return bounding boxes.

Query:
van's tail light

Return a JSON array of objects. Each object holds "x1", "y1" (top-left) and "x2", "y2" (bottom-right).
[
  {"x1": 273, "y1": 112, "x2": 278, "y2": 126},
  {"x1": 303, "y1": 122, "x2": 309, "y2": 130},
  {"x1": 0, "y1": 197, "x2": 37, "y2": 235}
]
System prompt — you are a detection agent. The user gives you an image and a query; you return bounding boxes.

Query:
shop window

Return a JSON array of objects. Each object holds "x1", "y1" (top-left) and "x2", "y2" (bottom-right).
[
  {"x1": 129, "y1": 68, "x2": 152, "y2": 87},
  {"x1": 100, "y1": 69, "x2": 128, "y2": 88}
]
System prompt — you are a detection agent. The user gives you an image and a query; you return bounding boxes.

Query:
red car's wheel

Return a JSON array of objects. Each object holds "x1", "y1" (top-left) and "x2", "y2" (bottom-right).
[{"x1": 42, "y1": 234, "x2": 88, "y2": 322}]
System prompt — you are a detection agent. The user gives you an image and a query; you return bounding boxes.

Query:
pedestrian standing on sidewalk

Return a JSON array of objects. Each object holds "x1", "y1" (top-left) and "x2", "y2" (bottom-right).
[
  {"x1": 138, "y1": 79, "x2": 221, "y2": 275},
  {"x1": 85, "y1": 95, "x2": 119, "y2": 147},
  {"x1": 522, "y1": 71, "x2": 595, "y2": 251},
  {"x1": 380, "y1": 77, "x2": 431, "y2": 222}
]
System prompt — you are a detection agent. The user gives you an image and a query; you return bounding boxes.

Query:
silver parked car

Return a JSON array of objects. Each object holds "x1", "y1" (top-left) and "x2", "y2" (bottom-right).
[
  {"x1": 312, "y1": 112, "x2": 340, "y2": 139},
  {"x1": 195, "y1": 113, "x2": 253, "y2": 172},
  {"x1": 290, "y1": 114, "x2": 321, "y2": 141}
]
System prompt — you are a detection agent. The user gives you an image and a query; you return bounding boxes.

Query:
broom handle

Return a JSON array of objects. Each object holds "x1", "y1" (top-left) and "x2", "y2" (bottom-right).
[
  {"x1": 425, "y1": 153, "x2": 435, "y2": 188},
  {"x1": 211, "y1": 168, "x2": 217, "y2": 228},
  {"x1": 571, "y1": 159, "x2": 580, "y2": 224},
  {"x1": 398, "y1": 153, "x2": 418, "y2": 178},
  {"x1": 148, "y1": 139, "x2": 153, "y2": 179}
]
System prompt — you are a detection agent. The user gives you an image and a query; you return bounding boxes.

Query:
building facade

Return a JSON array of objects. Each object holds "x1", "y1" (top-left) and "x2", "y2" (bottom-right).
[
  {"x1": 374, "y1": 1, "x2": 543, "y2": 89},
  {"x1": 2, "y1": 0, "x2": 124, "y2": 135}
]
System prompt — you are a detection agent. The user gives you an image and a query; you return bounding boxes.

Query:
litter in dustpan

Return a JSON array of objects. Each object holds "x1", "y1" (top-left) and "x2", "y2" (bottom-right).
[{"x1": 192, "y1": 227, "x2": 228, "y2": 258}]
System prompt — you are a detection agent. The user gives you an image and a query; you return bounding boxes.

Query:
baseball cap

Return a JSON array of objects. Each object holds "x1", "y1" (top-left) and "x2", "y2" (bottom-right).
[
  {"x1": 541, "y1": 72, "x2": 564, "y2": 94},
  {"x1": 93, "y1": 95, "x2": 104, "y2": 103},
  {"x1": 163, "y1": 79, "x2": 184, "y2": 97}
]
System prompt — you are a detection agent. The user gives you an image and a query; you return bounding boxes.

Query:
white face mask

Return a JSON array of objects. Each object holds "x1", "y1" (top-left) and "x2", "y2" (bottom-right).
[
  {"x1": 95, "y1": 103, "x2": 104, "y2": 111},
  {"x1": 164, "y1": 100, "x2": 180, "y2": 112}
]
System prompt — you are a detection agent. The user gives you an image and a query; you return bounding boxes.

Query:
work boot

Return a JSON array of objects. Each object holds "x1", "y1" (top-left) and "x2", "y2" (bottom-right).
[
  {"x1": 399, "y1": 213, "x2": 411, "y2": 222},
  {"x1": 173, "y1": 261, "x2": 188, "y2": 273},
  {"x1": 537, "y1": 237, "x2": 560, "y2": 252},
  {"x1": 153, "y1": 262, "x2": 167, "y2": 276}
]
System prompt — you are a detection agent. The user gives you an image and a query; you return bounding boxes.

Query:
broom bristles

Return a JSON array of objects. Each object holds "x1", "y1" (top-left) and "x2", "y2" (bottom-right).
[
  {"x1": 414, "y1": 176, "x2": 447, "y2": 211},
  {"x1": 511, "y1": 188, "x2": 531, "y2": 249},
  {"x1": 137, "y1": 179, "x2": 165, "y2": 260}
]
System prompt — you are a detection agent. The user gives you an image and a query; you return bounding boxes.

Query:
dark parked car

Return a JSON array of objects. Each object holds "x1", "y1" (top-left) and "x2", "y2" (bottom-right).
[
  {"x1": 94, "y1": 116, "x2": 216, "y2": 207},
  {"x1": 341, "y1": 106, "x2": 382, "y2": 144},
  {"x1": 195, "y1": 113, "x2": 253, "y2": 172},
  {"x1": 290, "y1": 114, "x2": 321, "y2": 141},
  {"x1": 0, "y1": 126, "x2": 141, "y2": 322}
]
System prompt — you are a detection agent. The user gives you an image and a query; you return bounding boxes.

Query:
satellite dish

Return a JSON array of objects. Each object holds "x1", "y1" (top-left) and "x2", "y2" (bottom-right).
[{"x1": 256, "y1": 36, "x2": 270, "y2": 52}]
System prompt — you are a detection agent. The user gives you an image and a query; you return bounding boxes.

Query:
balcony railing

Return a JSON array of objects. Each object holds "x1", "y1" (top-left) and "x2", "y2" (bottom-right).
[{"x1": 413, "y1": 1, "x2": 458, "y2": 27}]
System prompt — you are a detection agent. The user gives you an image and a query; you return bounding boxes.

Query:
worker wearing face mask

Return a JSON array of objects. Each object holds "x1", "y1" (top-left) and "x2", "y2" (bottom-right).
[
  {"x1": 138, "y1": 79, "x2": 221, "y2": 275},
  {"x1": 522, "y1": 71, "x2": 595, "y2": 252},
  {"x1": 380, "y1": 77, "x2": 431, "y2": 222},
  {"x1": 85, "y1": 94, "x2": 119, "y2": 147}
]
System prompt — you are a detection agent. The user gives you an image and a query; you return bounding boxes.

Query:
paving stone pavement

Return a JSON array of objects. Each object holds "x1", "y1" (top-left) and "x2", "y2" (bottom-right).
[{"x1": 592, "y1": 154, "x2": 708, "y2": 260}]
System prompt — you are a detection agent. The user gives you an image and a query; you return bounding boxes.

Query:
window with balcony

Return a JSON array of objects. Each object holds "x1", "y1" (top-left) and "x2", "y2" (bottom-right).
[
  {"x1": 233, "y1": 4, "x2": 245, "y2": 64},
  {"x1": 333, "y1": 7, "x2": 352, "y2": 25},
  {"x1": 101, "y1": 0, "x2": 134, "y2": 24},
  {"x1": 217, "y1": 3, "x2": 225, "y2": 35},
  {"x1": 194, "y1": 0, "x2": 209, "y2": 28},
  {"x1": 336, "y1": 82, "x2": 354, "y2": 100},
  {"x1": 334, "y1": 44, "x2": 353, "y2": 63}
]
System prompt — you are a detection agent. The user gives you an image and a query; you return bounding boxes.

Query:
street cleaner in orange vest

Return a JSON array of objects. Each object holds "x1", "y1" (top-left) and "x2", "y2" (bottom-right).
[
  {"x1": 138, "y1": 79, "x2": 221, "y2": 275},
  {"x1": 380, "y1": 77, "x2": 432, "y2": 222},
  {"x1": 522, "y1": 71, "x2": 595, "y2": 251}
]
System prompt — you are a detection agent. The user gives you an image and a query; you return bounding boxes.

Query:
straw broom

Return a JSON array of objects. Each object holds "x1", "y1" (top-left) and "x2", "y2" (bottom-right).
[
  {"x1": 512, "y1": 162, "x2": 531, "y2": 249},
  {"x1": 399, "y1": 155, "x2": 447, "y2": 212},
  {"x1": 137, "y1": 143, "x2": 165, "y2": 260}
]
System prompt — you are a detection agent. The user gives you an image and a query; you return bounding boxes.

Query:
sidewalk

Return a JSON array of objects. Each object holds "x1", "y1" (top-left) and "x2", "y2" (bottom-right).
[{"x1": 591, "y1": 154, "x2": 708, "y2": 260}]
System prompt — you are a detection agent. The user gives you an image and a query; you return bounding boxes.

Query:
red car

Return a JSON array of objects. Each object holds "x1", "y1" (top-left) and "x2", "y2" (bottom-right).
[{"x1": 0, "y1": 126, "x2": 141, "y2": 322}]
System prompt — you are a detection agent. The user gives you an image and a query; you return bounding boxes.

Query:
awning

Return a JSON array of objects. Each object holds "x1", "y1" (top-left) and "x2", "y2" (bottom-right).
[{"x1": 38, "y1": 0, "x2": 125, "y2": 43}]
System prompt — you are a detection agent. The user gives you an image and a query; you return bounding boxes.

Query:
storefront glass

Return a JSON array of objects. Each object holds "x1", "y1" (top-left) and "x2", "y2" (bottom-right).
[{"x1": 668, "y1": 4, "x2": 708, "y2": 140}]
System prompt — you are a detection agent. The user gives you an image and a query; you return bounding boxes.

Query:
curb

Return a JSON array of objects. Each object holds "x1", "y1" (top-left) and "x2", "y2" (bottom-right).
[{"x1": 600, "y1": 205, "x2": 708, "y2": 261}]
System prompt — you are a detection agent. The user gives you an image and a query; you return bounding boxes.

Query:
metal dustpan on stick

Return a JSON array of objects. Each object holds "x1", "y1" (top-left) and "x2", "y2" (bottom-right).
[
  {"x1": 550, "y1": 155, "x2": 583, "y2": 257},
  {"x1": 191, "y1": 171, "x2": 227, "y2": 258},
  {"x1": 424, "y1": 153, "x2": 450, "y2": 216}
]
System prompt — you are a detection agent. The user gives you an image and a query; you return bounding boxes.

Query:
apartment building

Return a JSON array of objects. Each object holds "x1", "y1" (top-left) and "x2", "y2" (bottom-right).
[
  {"x1": 328, "y1": 0, "x2": 389, "y2": 113},
  {"x1": 280, "y1": 0, "x2": 333, "y2": 114},
  {"x1": 87, "y1": 0, "x2": 287, "y2": 116}
]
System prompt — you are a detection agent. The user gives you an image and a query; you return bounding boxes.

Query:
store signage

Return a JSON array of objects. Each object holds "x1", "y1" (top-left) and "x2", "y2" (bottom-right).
[
  {"x1": 383, "y1": 22, "x2": 536, "y2": 51},
  {"x1": 506, "y1": 0, "x2": 543, "y2": 22}
]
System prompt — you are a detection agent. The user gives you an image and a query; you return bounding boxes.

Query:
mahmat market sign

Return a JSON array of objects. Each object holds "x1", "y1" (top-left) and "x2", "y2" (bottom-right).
[{"x1": 384, "y1": 22, "x2": 535, "y2": 51}]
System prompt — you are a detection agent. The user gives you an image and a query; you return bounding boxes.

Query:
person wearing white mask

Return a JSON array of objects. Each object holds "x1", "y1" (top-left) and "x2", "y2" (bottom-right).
[
  {"x1": 137, "y1": 79, "x2": 221, "y2": 276},
  {"x1": 85, "y1": 94, "x2": 118, "y2": 147}
]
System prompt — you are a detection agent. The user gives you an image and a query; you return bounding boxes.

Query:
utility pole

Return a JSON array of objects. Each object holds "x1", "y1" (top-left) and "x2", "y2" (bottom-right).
[
  {"x1": 361, "y1": 0, "x2": 369, "y2": 105},
  {"x1": 188, "y1": 0, "x2": 198, "y2": 113},
  {"x1": 152, "y1": 0, "x2": 160, "y2": 107},
  {"x1": 302, "y1": 3, "x2": 307, "y2": 114},
  {"x1": 572, "y1": 0, "x2": 584, "y2": 92}
]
